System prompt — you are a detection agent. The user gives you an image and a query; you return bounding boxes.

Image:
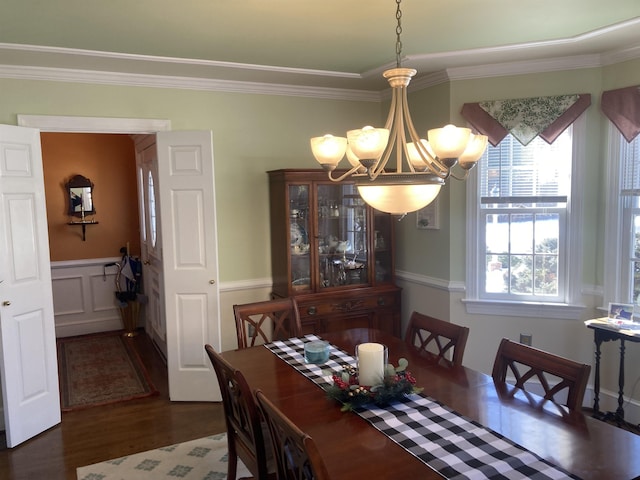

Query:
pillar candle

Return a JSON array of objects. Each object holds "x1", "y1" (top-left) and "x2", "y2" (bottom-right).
[{"x1": 357, "y1": 342, "x2": 385, "y2": 386}]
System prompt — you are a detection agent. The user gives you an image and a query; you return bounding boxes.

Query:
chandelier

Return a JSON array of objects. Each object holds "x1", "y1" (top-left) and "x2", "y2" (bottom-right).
[{"x1": 310, "y1": 0, "x2": 488, "y2": 215}]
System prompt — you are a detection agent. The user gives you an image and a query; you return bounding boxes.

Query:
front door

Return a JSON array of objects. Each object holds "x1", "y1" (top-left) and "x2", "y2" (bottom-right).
[
  {"x1": 156, "y1": 131, "x2": 222, "y2": 401},
  {"x1": 0, "y1": 124, "x2": 60, "y2": 447},
  {"x1": 135, "y1": 135, "x2": 167, "y2": 359}
]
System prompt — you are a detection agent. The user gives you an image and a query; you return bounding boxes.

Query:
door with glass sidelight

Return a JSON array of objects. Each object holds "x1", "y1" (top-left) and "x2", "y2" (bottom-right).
[{"x1": 135, "y1": 135, "x2": 167, "y2": 359}]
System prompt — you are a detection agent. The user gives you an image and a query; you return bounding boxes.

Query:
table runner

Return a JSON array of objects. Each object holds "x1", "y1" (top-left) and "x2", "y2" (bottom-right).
[{"x1": 266, "y1": 335, "x2": 580, "y2": 480}]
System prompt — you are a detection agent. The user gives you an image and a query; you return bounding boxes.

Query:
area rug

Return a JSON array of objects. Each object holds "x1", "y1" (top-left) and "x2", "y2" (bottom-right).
[
  {"x1": 76, "y1": 432, "x2": 251, "y2": 480},
  {"x1": 57, "y1": 331, "x2": 158, "y2": 411}
]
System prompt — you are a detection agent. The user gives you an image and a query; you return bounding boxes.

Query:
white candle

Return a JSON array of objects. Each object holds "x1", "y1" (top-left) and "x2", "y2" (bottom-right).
[{"x1": 357, "y1": 343, "x2": 385, "y2": 386}]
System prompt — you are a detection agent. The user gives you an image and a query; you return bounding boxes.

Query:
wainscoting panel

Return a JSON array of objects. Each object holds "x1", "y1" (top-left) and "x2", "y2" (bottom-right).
[{"x1": 51, "y1": 257, "x2": 122, "y2": 337}]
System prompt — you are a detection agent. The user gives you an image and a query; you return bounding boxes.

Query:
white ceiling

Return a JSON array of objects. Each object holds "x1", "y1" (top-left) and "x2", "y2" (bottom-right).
[{"x1": 1, "y1": 0, "x2": 640, "y2": 92}]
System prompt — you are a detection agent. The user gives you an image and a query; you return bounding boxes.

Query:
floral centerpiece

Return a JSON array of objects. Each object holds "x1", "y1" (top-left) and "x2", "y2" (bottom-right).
[{"x1": 325, "y1": 358, "x2": 422, "y2": 411}]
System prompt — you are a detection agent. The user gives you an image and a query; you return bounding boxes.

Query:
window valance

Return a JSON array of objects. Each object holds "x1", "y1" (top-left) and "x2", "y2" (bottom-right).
[
  {"x1": 601, "y1": 86, "x2": 640, "y2": 143},
  {"x1": 461, "y1": 94, "x2": 591, "y2": 146}
]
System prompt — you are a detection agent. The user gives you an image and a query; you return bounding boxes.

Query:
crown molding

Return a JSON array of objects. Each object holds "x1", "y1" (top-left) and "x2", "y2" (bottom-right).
[
  {"x1": 0, "y1": 64, "x2": 381, "y2": 102},
  {"x1": 0, "y1": 42, "x2": 639, "y2": 101}
]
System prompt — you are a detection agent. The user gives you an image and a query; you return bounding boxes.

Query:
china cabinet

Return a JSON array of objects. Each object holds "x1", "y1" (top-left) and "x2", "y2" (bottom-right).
[{"x1": 268, "y1": 169, "x2": 401, "y2": 336}]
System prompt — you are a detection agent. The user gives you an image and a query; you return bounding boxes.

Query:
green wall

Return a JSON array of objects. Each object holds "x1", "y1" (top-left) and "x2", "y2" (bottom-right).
[{"x1": 0, "y1": 78, "x2": 380, "y2": 282}]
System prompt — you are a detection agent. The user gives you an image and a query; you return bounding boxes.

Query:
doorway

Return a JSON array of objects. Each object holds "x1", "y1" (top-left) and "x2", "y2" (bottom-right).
[{"x1": 19, "y1": 114, "x2": 224, "y2": 403}]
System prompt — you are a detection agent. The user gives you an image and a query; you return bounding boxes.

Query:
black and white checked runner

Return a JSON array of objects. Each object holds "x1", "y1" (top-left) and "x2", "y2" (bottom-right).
[{"x1": 266, "y1": 335, "x2": 579, "y2": 480}]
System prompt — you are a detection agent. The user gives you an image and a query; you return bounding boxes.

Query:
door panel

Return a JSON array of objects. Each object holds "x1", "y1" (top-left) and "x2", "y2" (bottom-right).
[
  {"x1": 136, "y1": 138, "x2": 166, "y2": 358},
  {"x1": 0, "y1": 124, "x2": 60, "y2": 447},
  {"x1": 156, "y1": 131, "x2": 221, "y2": 401}
]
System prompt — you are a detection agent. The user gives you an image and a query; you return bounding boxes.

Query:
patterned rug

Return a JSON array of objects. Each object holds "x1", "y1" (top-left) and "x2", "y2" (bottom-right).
[
  {"x1": 57, "y1": 330, "x2": 158, "y2": 411},
  {"x1": 76, "y1": 433, "x2": 251, "y2": 480}
]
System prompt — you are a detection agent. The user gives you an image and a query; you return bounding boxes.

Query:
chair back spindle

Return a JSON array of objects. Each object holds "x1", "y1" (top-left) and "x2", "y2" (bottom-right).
[
  {"x1": 255, "y1": 389, "x2": 331, "y2": 480},
  {"x1": 205, "y1": 345, "x2": 275, "y2": 479},
  {"x1": 234, "y1": 298, "x2": 302, "y2": 349},
  {"x1": 404, "y1": 312, "x2": 469, "y2": 366}
]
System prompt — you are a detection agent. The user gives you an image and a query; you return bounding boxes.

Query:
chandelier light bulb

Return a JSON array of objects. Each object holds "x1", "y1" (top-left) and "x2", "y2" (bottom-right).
[
  {"x1": 347, "y1": 126, "x2": 390, "y2": 160},
  {"x1": 428, "y1": 125, "x2": 471, "y2": 160}
]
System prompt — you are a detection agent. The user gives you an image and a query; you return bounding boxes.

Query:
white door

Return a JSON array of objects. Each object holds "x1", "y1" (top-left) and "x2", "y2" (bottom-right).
[
  {"x1": 135, "y1": 136, "x2": 167, "y2": 359},
  {"x1": 156, "y1": 131, "x2": 222, "y2": 401},
  {"x1": 0, "y1": 124, "x2": 60, "y2": 447}
]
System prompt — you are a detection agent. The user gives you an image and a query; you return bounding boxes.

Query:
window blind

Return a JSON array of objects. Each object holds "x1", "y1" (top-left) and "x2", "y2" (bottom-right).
[
  {"x1": 480, "y1": 133, "x2": 571, "y2": 204},
  {"x1": 621, "y1": 136, "x2": 640, "y2": 196}
]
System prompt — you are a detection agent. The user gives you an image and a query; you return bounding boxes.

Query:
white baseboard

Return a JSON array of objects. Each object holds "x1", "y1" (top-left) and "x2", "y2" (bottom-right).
[{"x1": 54, "y1": 316, "x2": 125, "y2": 338}]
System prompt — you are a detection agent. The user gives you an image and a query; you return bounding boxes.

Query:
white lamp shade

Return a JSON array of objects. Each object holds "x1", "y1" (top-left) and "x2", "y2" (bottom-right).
[
  {"x1": 406, "y1": 139, "x2": 435, "y2": 170},
  {"x1": 347, "y1": 126, "x2": 389, "y2": 160},
  {"x1": 310, "y1": 134, "x2": 347, "y2": 167},
  {"x1": 427, "y1": 124, "x2": 471, "y2": 159},
  {"x1": 357, "y1": 183, "x2": 441, "y2": 215},
  {"x1": 458, "y1": 133, "x2": 488, "y2": 168}
]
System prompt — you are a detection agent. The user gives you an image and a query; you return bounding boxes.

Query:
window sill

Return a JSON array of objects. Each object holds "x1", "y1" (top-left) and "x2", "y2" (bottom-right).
[{"x1": 461, "y1": 298, "x2": 586, "y2": 319}]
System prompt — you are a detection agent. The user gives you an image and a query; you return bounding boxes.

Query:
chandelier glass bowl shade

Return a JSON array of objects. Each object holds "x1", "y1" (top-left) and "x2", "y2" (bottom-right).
[{"x1": 309, "y1": 1, "x2": 488, "y2": 215}]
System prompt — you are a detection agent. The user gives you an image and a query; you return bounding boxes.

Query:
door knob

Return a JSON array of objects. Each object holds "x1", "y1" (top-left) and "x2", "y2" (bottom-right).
[
  {"x1": 209, "y1": 280, "x2": 216, "y2": 285},
  {"x1": 2, "y1": 301, "x2": 10, "y2": 306}
]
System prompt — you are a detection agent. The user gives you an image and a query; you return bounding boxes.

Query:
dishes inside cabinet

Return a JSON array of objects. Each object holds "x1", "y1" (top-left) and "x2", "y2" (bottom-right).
[
  {"x1": 291, "y1": 243, "x2": 310, "y2": 255},
  {"x1": 290, "y1": 222, "x2": 307, "y2": 246}
]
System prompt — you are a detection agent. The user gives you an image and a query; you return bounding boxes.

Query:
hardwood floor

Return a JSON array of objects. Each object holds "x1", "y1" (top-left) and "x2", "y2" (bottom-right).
[{"x1": 0, "y1": 331, "x2": 226, "y2": 480}]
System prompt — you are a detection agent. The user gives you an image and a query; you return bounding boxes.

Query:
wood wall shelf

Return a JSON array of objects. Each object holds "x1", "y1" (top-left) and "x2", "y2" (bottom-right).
[{"x1": 67, "y1": 220, "x2": 99, "y2": 241}]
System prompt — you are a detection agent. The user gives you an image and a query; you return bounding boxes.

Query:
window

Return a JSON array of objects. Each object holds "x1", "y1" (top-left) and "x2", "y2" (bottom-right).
[
  {"x1": 604, "y1": 128, "x2": 640, "y2": 306},
  {"x1": 465, "y1": 118, "x2": 585, "y2": 318}
]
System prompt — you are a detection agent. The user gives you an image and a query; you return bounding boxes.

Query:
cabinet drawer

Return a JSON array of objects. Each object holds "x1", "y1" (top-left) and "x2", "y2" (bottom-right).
[{"x1": 299, "y1": 292, "x2": 397, "y2": 318}]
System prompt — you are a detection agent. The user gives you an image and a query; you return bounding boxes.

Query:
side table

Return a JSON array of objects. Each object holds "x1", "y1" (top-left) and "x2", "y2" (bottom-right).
[{"x1": 585, "y1": 318, "x2": 640, "y2": 424}]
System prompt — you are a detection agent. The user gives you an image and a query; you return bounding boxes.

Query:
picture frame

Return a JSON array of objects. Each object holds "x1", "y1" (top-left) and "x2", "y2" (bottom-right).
[
  {"x1": 416, "y1": 199, "x2": 439, "y2": 230},
  {"x1": 608, "y1": 302, "x2": 633, "y2": 321}
]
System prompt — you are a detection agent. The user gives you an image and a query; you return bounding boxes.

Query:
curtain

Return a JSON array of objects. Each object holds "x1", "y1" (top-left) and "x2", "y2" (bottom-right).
[
  {"x1": 461, "y1": 94, "x2": 591, "y2": 146},
  {"x1": 601, "y1": 85, "x2": 640, "y2": 143}
]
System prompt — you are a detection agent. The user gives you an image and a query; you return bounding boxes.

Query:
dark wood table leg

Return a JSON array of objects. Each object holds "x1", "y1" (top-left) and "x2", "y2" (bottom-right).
[
  {"x1": 593, "y1": 330, "x2": 603, "y2": 417},
  {"x1": 615, "y1": 338, "x2": 626, "y2": 421}
]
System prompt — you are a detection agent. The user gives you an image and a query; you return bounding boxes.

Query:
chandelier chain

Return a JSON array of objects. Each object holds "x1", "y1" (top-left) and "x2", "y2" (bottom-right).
[{"x1": 395, "y1": 0, "x2": 403, "y2": 67}]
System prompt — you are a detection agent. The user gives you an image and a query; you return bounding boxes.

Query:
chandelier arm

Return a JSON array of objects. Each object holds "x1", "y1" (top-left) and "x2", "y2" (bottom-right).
[
  {"x1": 394, "y1": 89, "x2": 408, "y2": 174},
  {"x1": 368, "y1": 123, "x2": 397, "y2": 181},
  {"x1": 400, "y1": 89, "x2": 449, "y2": 178},
  {"x1": 327, "y1": 164, "x2": 363, "y2": 182},
  {"x1": 368, "y1": 87, "x2": 402, "y2": 180}
]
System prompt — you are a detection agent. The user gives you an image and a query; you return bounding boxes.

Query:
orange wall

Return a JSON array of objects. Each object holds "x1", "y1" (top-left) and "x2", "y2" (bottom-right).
[{"x1": 42, "y1": 133, "x2": 141, "y2": 261}]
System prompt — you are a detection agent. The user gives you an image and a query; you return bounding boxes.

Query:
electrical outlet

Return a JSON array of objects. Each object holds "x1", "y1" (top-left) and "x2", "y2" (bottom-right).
[{"x1": 519, "y1": 333, "x2": 532, "y2": 346}]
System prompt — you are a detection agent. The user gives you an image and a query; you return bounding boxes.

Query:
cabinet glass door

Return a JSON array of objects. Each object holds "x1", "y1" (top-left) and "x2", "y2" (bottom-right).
[
  {"x1": 289, "y1": 185, "x2": 311, "y2": 292},
  {"x1": 317, "y1": 184, "x2": 368, "y2": 289},
  {"x1": 373, "y1": 211, "x2": 393, "y2": 283}
]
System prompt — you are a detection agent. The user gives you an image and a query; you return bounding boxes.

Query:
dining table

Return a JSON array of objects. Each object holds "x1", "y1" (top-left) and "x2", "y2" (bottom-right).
[{"x1": 221, "y1": 328, "x2": 640, "y2": 480}]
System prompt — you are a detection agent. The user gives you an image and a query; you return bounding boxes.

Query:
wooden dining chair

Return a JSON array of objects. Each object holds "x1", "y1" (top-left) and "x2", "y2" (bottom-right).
[
  {"x1": 404, "y1": 311, "x2": 470, "y2": 366},
  {"x1": 255, "y1": 389, "x2": 331, "y2": 480},
  {"x1": 204, "y1": 345, "x2": 276, "y2": 480},
  {"x1": 234, "y1": 297, "x2": 302, "y2": 349},
  {"x1": 491, "y1": 337, "x2": 591, "y2": 411}
]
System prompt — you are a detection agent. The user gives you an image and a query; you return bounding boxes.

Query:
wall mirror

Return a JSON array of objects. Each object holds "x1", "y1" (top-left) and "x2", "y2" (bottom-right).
[{"x1": 66, "y1": 174, "x2": 95, "y2": 217}]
